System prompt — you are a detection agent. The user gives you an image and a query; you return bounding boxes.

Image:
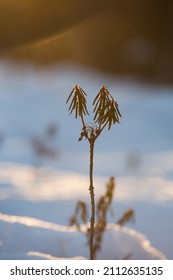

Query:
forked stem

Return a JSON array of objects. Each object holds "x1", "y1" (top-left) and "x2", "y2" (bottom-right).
[{"x1": 66, "y1": 85, "x2": 121, "y2": 260}]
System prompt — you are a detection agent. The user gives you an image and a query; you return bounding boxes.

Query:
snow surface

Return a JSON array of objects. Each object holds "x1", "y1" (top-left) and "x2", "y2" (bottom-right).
[
  {"x1": 0, "y1": 211, "x2": 165, "y2": 260},
  {"x1": 0, "y1": 62, "x2": 173, "y2": 259}
]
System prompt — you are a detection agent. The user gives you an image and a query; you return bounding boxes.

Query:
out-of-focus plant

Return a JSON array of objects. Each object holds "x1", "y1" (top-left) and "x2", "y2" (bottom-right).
[
  {"x1": 31, "y1": 123, "x2": 59, "y2": 169},
  {"x1": 66, "y1": 85, "x2": 122, "y2": 259},
  {"x1": 69, "y1": 176, "x2": 134, "y2": 259}
]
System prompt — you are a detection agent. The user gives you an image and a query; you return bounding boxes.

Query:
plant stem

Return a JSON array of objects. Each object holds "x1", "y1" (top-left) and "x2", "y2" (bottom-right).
[{"x1": 89, "y1": 140, "x2": 95, "y2": 260}]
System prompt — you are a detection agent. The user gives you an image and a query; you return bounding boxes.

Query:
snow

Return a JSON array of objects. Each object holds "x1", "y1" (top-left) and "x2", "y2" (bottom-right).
[
  {"x1": 0, "y1": 212, "x2": 165, "y2": 260},
  {"x1": 0, "y1": 62, "x2": 173, "y2": 259}
]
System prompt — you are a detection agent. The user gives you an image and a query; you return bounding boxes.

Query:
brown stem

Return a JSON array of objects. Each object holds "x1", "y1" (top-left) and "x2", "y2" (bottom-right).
[
  {"x1": 81, "y1": 114, "x2": 89, "y2": 141},
  {"x1": 89, "y1": 140, "x2": 95, "y2": 260},
  {"x1": 95, "y1": 120, "x2": 109, "y2": 141},
  {"x1": 99, "y1": 120, "x2": 109, "y2": 135}
]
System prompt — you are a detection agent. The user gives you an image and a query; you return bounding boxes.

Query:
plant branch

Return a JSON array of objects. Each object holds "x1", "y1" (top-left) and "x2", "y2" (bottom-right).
[{"x1": 80, "y1": 114, "x2": 90, "y2": 141}]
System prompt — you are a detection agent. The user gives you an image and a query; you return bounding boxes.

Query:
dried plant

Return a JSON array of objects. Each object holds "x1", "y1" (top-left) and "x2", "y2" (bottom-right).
[
  {"x1": 69, "y1": 177, "x2": 134, "y2": 259},
  {"x1": 66, "y1": 85, "x2": 121, "y2": 259},
  {"x1": 117, "y1": 209, "x2": 135, "y2": 227},
  {"x1": 31, "y1": 123, "x2": 59, "y2": 168}
]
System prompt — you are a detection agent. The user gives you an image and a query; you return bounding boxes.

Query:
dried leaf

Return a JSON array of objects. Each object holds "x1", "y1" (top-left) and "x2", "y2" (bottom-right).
[{"x1": 66, "y1": 85, "x2": 89, "y2": 119}]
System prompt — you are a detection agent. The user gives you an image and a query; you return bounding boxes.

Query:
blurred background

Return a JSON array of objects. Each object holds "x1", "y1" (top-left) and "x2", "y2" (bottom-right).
[
  {"x1": 0, "y1": 0, "x2": 173, "y2": 259},
  {"x1": 1, "y1": 0, "x2": 173, "y2": 83}
]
